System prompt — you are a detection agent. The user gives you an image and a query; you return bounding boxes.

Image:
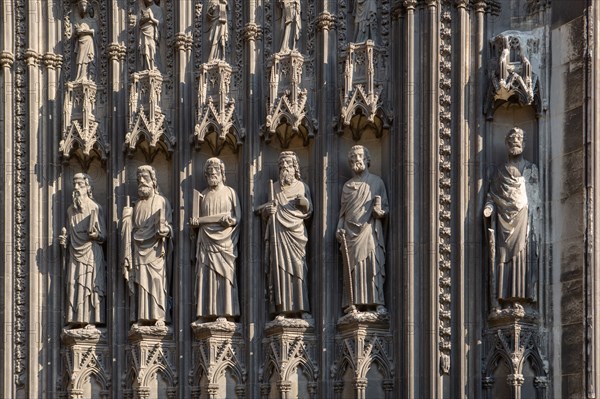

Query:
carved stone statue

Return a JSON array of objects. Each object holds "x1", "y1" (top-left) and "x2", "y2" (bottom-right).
[
  {"x1": 190, "y1": 158, "x2": 241, "y2": 322},
  {"x1": 59, "y1": 173, "x2": 106, "y2": 328},
  {"x1": 207, "y1": 0, "x2": 228, "y2": 62},
  {"x1": 354, "y1": 0, "x2": 377, "y2": 43},
  {"x1": 484, "y1": 127, "x2": 539, "y2": 311},
  {"x1": 122, "y1": 165, "x2": 173, "y2": 326},
  {"x1": 279, "y1": 0, "x2": 301, "y2": 53},
  {"x1": 336, "y1": 145, "x2": 389, "y2": 315},
  {"x1": 138, "y1": 0, "x2": 163, "y2": 71},
  {"x1": 261, "y1": 151, "x2": 312, "y2": 319},
  {"x1": 73, "y1": 0, "x2": 97, "y2": 81}
]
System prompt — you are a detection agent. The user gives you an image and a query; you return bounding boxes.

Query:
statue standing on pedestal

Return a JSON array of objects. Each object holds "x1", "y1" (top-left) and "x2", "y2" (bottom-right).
[
  {"x1": 261, "y1": 151, "x2": 312, "y2": 319},
  {"x1": 207, "y1": 0, "x2": 228, "y2": 62},
  {"x1": 354, "y1": 0, "x2": 377, "y2": 43},
  {"x1": 60, "y1": 173, "x2": 106, "y2": 328},
  {"x1": 191, "y1": 158, "x2": 241, "y2": 322},
  {"x1": 122, "y1": 165, "x2": 173, "y2": 326},
  {"x1": 138, "y1": 0, "x2": 163, "y2": 70},
  {"x1": 73, "y1": 0, "x2": 97, "y2": 81},
  {"x1": 279, "y1": 0, "x2": 301, "y2": 53},
  {"x1": 336, "y1": 145, "x2": 389, "y2": 315},
  {"x1": 484, "y1": 127, "x2": 539, "y2": 311}
]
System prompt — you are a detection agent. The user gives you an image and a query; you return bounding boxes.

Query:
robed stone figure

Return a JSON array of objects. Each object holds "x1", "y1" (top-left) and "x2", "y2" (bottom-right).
[
  {"x1": 354, "y1": 0, "x2": 377, "y2": 43},
  {"x1": 191, "y1": 158, "x2": 241, "y2": 322},
  {"x1": 336, "y1": 145, "x2": 389, "y2": 315},
  {"x1": 122, "y1": 165, "x2": 173, "y2": 326},
  {"x1": 261, "y1": 151, "x2": 312, "y2": 319},
  {"x1": 73, "y1": 0, "x2": 97, "y2": 81},
  {"x1": 279, "y1": 0, "x2": 301, "y2": 53},
  {"x1": 60, "y1": 173, "x2": 106, "y2": 328},
  {"x1": 139, "y1": 0, "x2": 163, "y2": 71},
  {"x1": 207, "y1": 0, "x2": 229, "y2": 62},
  {"x1": 484, "y1": 127, "x2": 540, "y2": 310}
]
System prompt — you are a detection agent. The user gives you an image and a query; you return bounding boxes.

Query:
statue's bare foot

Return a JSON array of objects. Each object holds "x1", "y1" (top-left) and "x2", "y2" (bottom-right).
[
  {"x1": 276, "y1": 314, "x2": 285, "y2": 321},
  {"x1": 376, "y1": 305, "x2": 388, "y2": 315},
  {"x1": 155, "y1": 319, "x2": 165, "y2": 327},
  {"x1": 84, "y1": 324, "x2": 95, "y2": 330},
  {"x1": 301, "y1": 312, "x2": 312, "y2": 320}
]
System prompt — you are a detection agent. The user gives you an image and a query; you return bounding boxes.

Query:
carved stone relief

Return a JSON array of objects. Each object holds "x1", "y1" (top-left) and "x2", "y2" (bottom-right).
[
  {"x1": 259, "y1": 152, "x2": 313, "y2": 321},
  {"x1": 189, "y1": 320, "x2": 246, "y2": 399},
  {"x1": 487, "y1": 29, "x2": 542, "y2": 117},
  {"x1": 194, "y1": 0, "x2": 244, "y2": 156},
  {"x1": 121, "y1": 165, "x2": 173, "y2": 327},
  {"x1": 331, "y1": 321, "x2": 394, "y2": 399},
  {"x1": 259, "y1": 324, "x2": 318, "y2": 399},
  {"x1": 126, "y1": 0, "x2": 175, "y2": 160},
  {"x1": 61, "y1": 327, "x2": 110, "y2": 399}
]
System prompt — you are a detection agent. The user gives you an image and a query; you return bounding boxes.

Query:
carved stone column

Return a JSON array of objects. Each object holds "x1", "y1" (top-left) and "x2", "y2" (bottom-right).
[
  {"x1": 61, "y1": 327, "x2": 110, "y2": 399},
  {"x1": 259, "y1": 319, "x2": 319, "y2": 399},
  {"x1": 189, "y1": 319, "x2": 246, "y2": 399},
  {"x1": 125, "y1": 326, "x2": 177, "y2": 398}
]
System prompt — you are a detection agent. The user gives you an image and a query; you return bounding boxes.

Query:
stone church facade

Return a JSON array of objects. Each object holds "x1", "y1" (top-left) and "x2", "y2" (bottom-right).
[{"x1": 0, "y1": 0, "x2": 597, "y2": 398}]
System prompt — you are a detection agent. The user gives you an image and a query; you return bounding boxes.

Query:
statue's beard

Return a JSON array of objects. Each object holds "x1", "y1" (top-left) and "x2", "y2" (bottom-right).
[
  {"x1": 508, "y1": 146, "x2": 523, "y2": 156},
  {"x1": 280, "y1": 169, "x2": 295, "y2": 186},
  {"x1": 72, "y1": 191, "x2": 83, "y2": 210},
  {"x1": 207, "y1": 175, "x2": 221, "y2": 187},
  {"x1": 352, "y1": 161, "x2": 366, "y2": 174},
  {"x1": 138, "y1": 184, "x2": 153, "y2": 199}
]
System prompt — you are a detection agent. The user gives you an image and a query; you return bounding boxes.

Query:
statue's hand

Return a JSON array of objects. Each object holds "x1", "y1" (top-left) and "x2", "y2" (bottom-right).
[
  {"x1": 372, "y1": 207, "x2": 385, "y2": 219},
  {"x1": 220, "y1": 215, "x2": 235, "y2": 227},
  {"x1": 336, "y1": 228, "x2": 345, "y2": 243},
  {"x1": 157, "y1": 223, "x2": 170, "y2": 237},
  {"x1": 59, "y1": 228, "x2": 68, "y2": 248},
  {"x1": 296, "y1": 194, "x2": 309, "y2": 209},
  {"x1": 189, "y1": 217, "x2": 199, "y2": 227},
  {"x1": 483, "y1": 205, "x2": 494, "y2": 218},
  {"x1": 88, "y1": 229, "x2": 99, "y2": 240},
  {"x1": 264, "y1": 202, "x2": 277, "y2": 216}
]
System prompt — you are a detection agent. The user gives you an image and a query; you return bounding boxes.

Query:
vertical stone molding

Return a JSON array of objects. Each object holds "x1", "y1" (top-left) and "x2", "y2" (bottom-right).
[
  {"x1": 194, "y1": 61, "x2": 244, "y2": 155},
  {"x1": 189, "y1": 320, "x2": 246, "y2": 399},
  {"x1": 124, "y1": 326, "x2": 177, "y2": 399},
  {"x1": 263, "y1": 51, "x2": 316, "y2": 148},
  {"x1": 331, "y1": 316, "x2": 394, "y2": 399},
  {"x1": 259, "y1": 320, "x2": 319, "y2": 399},
  {"x1": 61, "y1": 327, "x2": 110, "y2": 399}
]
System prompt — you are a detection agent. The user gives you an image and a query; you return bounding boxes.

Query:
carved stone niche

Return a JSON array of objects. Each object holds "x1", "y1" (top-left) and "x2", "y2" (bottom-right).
[
  {"x1": 331, "y1": 318, "x2": 394, "y2": 399},
  {"x1": 486, "y1": 30, "x2": 542, "y2": 119},
  {"x1": 259, "y1": 320, "x2": 319, "y2": 399},
  {"x1": 189, "y1": 319, "x2": 246, "y2": 399},
  {"x1": 60, "y1": 80, "x2": 108, "y2": 170},
  {"x1": 123, "y1": 325, "x2": 177, "y2": 399},
  {"x1": 60, "y1": 327, "x2": 110, "y2": 399},
  {"x1": 263, "y1": 51, "x2": 316, "y2": 149},
  {"x1": 339, "y1": 41, "x2": 391, "y2": 140},
  {"x1": 482, "y1": 323, "x2": 549, "y2": 399},
  {"x1": 125, "y1": 69, "x2": 176, "y2": 162},
  {"x1": 193, "y1": 60, "x2": 244, "y2": 156}
]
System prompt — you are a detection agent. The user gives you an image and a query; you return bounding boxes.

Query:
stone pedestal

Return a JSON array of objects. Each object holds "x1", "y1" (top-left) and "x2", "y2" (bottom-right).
[
  {"x1": 263, "y1": 50, "x2": 315, "y2": 148},
  {"x1": 331, "y1": 312, "x2": 394, "y2": 399},
  {"x1": 189, "y1": 318, "x2": 246, "y2": 399},
  {"x1": 259, "y1": 317, "x2": 319, "y2": 399},
  {"x1": 194, "y1": 60, "x2": 243, "y2": 155},
  {"x1": 482, "y1": 308, "x2": 549, "y2": 399},
  {"x1": 339, "y1": 40, "x2": 390, "y2": 140},
  {"x1": 124, "y1": 325, "x2": 177, "y2": 399},
  {"x1": 60, "y1": 326, "x2": 110, "y2": 399},
  {"x1": 126, "y1": 69, "x2": 175, "y2": 159},
  {"x1": 59, "y1": 79, "x2": 107, "y2": 168}
]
